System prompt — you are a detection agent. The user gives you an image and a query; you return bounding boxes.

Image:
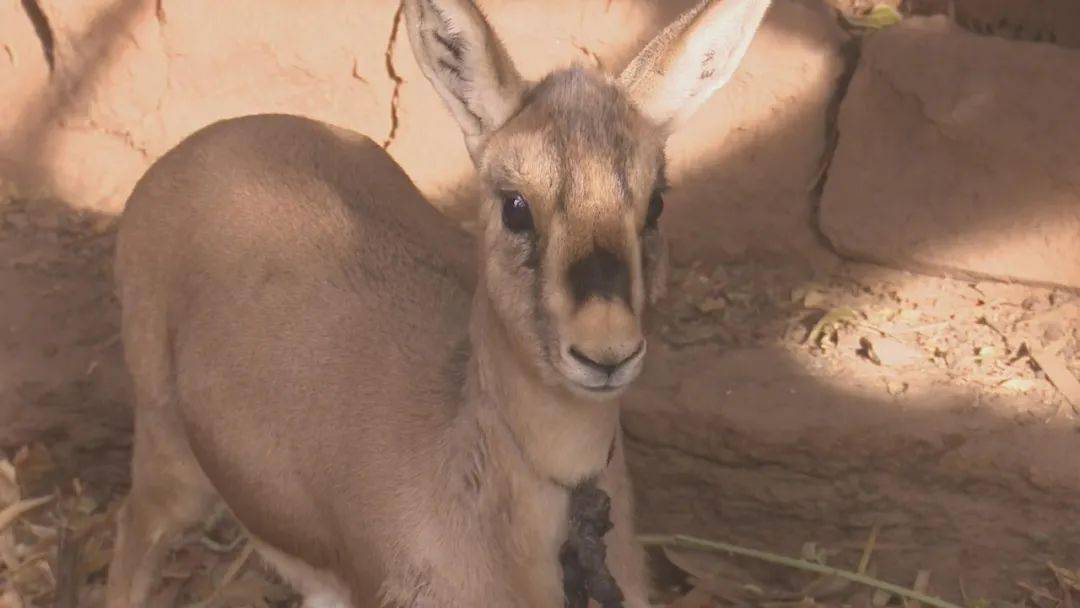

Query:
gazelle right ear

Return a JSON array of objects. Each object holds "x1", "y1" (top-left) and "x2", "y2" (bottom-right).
[
  {"x1": 404, "y1": 0, "x2": 526, "y2": 156},
  {"x1": 620, "y1": 0, "x2": 771, "y2": 134}
]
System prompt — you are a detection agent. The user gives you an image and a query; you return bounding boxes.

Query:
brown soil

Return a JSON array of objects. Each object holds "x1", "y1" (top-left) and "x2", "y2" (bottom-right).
[{"x1": 0, "y1": 196, "x2": 1077, "y2": 606}]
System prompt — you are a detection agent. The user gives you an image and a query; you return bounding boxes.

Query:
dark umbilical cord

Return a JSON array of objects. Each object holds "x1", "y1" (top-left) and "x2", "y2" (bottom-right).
[{"x1": 561, "y1": 481, "x2": 624, "y2": 608}]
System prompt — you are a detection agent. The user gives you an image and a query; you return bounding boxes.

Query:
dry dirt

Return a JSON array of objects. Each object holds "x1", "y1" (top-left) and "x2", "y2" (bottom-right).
[{"x1": 0, "y1": 193, "x2": 1077, "y2": 607}]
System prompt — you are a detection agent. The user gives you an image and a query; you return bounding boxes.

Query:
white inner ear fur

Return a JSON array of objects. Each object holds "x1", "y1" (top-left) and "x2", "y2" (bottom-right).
[
  {"x1": 621, "y1": 0, "x2": 772, "y2": 132},
  {"x1": 403, "y1": 0, "x2": 525, "y2": 156}
]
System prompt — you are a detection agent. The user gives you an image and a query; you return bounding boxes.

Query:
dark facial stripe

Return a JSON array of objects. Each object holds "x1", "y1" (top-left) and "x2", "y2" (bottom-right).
[
  {"x1": 523, "y1": 233, "x2": 541, "y2": 270},
  {"x1": 567, "y1": 248, "x2": 631, "y2": 305},
  {"x1": 613, "y1": 131, "x2": 632, "y2": 204},
  {"x1": 554, "y1": 130, "x2": 571, "y2": 212}
]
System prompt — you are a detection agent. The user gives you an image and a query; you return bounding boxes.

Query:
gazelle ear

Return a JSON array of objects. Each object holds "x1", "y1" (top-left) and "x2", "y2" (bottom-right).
[
  {"x1": 404, "y1": 0, "x2": 526, "y2": 156},
  {"x1": 620, "y1": 0, "x2": 771, "y2": 133}
]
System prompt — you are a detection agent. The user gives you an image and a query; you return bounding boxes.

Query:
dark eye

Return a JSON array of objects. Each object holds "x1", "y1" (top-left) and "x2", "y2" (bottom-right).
[
  {"x1": 645, "y1": 190, "x2": 664, "y2": 230},
  {"x1": 501, "y1": 191, "x2": 534, "y2": 233}
]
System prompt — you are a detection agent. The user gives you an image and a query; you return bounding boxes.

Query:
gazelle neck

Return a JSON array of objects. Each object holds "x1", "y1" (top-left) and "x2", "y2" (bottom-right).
[{"x1": 468, "y1": 285, "x2": 619, "y2": 488}]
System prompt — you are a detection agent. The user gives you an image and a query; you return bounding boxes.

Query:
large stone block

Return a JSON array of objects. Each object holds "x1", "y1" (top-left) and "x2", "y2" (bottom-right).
[
  {"x1": 663, "y1": 0, "x2": 847, "y2": 261},
  {"x1": 154, "y1": 0, "x2": 397, "y2": 155},
  {"x1": 820, "y1": 17, "x2": 1080, "y2": 289},
  {"x1": 1, "y1": 0, "x2": 165, "y2": 208},
  {"x1": 0, "y1": 0, "x2": 398, "y2": 212},
  {"x1": 624, "y1": 342, "x2": 1080, "y2": 601},
  {"x1": 0, "y1": 0, "x2": 52, "y2": 189},
  {"x1": 952, "y1": 0, "x2": 1080, "y2": 47}
]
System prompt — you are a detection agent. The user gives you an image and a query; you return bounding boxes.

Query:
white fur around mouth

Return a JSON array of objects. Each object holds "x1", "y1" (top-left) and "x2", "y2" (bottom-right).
[
  {"x1": 557, "y1": 358, "x2": 644, "y2": 398},
  {"x1": 555, "y1": 339, "x2": 647, "y2": 393},
  {"x1": 563, "y1": 379, "x2": 628, "y2": 400},
  {"x1": 579, "y1": 382, "x2": 622, "y2": 393}
]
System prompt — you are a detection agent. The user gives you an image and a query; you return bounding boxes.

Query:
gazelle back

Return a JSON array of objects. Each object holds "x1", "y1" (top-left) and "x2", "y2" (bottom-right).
[{"x1": 105, "y1": 0, "x2": 770, "y2": 606}]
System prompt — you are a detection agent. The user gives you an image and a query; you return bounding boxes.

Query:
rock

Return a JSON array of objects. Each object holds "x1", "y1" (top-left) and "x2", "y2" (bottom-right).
[
  {"x1": 888, "y1": 0, "x2": 1080, "y2": 47},
  {"x1": 0, "y1": 0, "x2": 51, "y2": 187},
  {"x1": 662, "y1": 0, "x2": 849, "y2": 263},
  {"x1": 155, "y1": 0, "x2": 397, "y2": 158},
  {"x1": 0, "y1": 0, "x2": 398, "y2": 213},
  {"x1": 862, "y1": 335, "x2": 926, "y2": 367},
  {"x1": 946, "y1": 0, "x2": 1080, "y2": 47},
  {"x1": 5, "y1": 211, "x2": 30, "y2": 231},
  {"x1": 625, "y1": 341, "x2": 1080, "y2": 601},
  {"x1": 820, "y1": 17, "x2": 1080, "y2": 290}
]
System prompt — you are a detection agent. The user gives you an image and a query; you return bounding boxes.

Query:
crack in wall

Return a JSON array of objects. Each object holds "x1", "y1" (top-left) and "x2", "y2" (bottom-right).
[
  {"x1": 625, "y1": 423, "x2": 1074, "y2": 509},
  {"x1": 91, "y1": 119, "x2": 154, "y2": 161},
  {"x1": 382, "y1": 1, "x2": 406, "y2": 149},
  {"x1": 624, "y1": 425, "x2": 844, "y2": 483},
  {"x1": 571, "y1": 39, "x2": 604, "y2": 70},
  {"x1": 808, "y1": 35, "x2": 861, "y2": 256},
  {"x1": 19, "y1": 0, "x2": 55, "y2": 73}
]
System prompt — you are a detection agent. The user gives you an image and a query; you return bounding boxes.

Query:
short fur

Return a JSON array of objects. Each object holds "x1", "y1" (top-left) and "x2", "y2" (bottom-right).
[{"x1": 105, "y1": 0, "x2": 770, "y2": 606}]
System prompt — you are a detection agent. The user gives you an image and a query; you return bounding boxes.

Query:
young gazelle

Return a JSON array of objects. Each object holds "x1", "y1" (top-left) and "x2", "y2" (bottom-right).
[{"x1": 104, "y1": 0, "x2": 770, "y2": 605}]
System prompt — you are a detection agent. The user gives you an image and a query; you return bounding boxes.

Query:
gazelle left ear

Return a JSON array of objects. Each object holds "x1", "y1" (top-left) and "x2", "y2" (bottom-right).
[
  {"x1": 403, "y1": 0, "x2": 526, "y2": 157},
  {"x1": 620, "y1": 0, "x2": 771, "y2": 133}
]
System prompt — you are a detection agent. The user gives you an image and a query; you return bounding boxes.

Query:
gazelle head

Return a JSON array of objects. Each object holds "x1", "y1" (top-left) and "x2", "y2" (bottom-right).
[{"x1": 405, "y1": 0, "x2": 770, "y2": 399}]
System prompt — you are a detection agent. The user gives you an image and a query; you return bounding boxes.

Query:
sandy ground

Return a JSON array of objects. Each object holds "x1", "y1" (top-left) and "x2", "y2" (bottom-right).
[{"x1": 0, "y1": 196, "x2": 1078, "y2": 606}]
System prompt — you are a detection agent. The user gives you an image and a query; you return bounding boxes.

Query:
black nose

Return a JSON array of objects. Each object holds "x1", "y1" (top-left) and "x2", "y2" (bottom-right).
[
  {"x1": 567, "y1": 248, "x2": 631, "y2": 305},
  {"x1": 568, "y1": 343, "x2": 644, "y2": 376}
]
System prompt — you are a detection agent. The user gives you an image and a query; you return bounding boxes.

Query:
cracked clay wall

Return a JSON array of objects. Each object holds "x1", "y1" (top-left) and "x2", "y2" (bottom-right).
[{"x1": 0, "y1": 0, "x2": 849, "y2": 267}]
